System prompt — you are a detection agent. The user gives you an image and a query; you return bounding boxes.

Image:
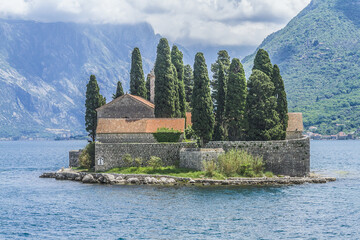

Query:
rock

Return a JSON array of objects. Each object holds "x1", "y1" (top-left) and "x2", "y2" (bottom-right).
[
  {"x1": 127, "y1": 178, "x2": 140, "y2": 184},
  {"x1": 165, "y1": 178, "x2": 176, "y2": 184},
  {"x1": 82, "y1": 174, "x2": 97, "y2": 183},
  {"x1": 111, "y1": 179, "x2": 127, "y2": 185},
  {"x1": 144, "y1": 177, "x2": 158, "y2": 184},
  {"x1": 115, "y1": 176, "x2": 123, "y2": 181},
  {"x1": 39, "y1": 172, "x2": 56, "y2": 178},
  {"x1": 64, "y1": 172, "x2": 80, "y2": 180},
  {"x1": 159, "y1": 177, "x2": 167, "y2": 183},
  {"x1": 74, "y1": 176, "x2": 82, "y2": 181},
  {"x1": 104, "y1": 174, "x2": 115, "y2": 182},
  {"x1": 55, "y1": 173, "x2": 66, "y2": 180}
]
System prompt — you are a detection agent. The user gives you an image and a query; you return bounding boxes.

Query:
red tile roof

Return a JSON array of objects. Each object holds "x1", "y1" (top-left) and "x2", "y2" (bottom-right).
[{"x1": 97, "y1": 118, "x2": 185, "y2": 134}]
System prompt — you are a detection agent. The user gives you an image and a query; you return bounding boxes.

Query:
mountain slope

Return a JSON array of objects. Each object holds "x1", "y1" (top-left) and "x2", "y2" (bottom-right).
[
  {"x1": 243, "y1": 0, "x2": 360, "y2": 134},
  {"x1": 0, "y1": 19, "x2": 163, "y2": 138}
]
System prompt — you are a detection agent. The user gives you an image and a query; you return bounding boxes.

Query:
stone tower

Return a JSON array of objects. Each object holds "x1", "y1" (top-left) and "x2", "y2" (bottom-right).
[{"x1": 149, "y1": 69, "x2": 155, "y2": 103}]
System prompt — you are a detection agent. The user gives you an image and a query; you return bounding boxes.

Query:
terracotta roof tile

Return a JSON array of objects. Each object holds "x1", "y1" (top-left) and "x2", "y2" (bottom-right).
[{"x1": 97, "y1": 118, "x2": 185, "y2": 134}]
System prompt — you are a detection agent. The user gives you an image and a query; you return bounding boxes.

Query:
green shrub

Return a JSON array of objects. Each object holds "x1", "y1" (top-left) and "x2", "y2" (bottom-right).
[
  {"x1": 203, "y1": 160, "x2": 217, "y2": 177},
  {"x1": 185, "y1": 125, "x2": 197, "y2": 140},
  {"x1": 79, "y1": 142, "x2": 95, "y2": 169},
  {"x1": 265, "y1": 171, "x2": 274, "y2": 178},
  {"x1": 153, "y1": 128, "x2": 182, "y2": 142},
  {"x1": 134, "y1": 157, "x2": 144, "y2": 167},
  {"x1": 122, "y1": 154, "x2": 133, "y2": 167},
  {"x1": 217, "y1": 149, "x2": 264, "y2": 177},
  {"x1": 148, "y1": 156, "x2": 163, "y2": 169}
]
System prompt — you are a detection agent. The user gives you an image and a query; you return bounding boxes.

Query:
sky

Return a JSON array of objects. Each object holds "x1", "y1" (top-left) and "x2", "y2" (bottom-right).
[{"x1": 0, "y1": 0, "x2": 311, "y2": 47}]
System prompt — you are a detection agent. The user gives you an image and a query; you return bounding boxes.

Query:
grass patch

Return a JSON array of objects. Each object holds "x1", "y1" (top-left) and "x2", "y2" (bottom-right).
[
  {"x1": 71, "y1": 166, "x2": 89, "y2": 171},
  {"x1": 103, "y1": 166, "x2": 226, "y2": 179}
]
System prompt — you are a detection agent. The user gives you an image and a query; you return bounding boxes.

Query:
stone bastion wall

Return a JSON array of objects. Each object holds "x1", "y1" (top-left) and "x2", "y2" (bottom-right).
[
  {"x1": 205, "y1": 137, "x2": 310, "y2": 177},
  {"x1": 71, "y1": 137, "x2": 310, "y2": 177},
  {"x1": 94, "y1": 142, "x2": 197, "y2": 172}
]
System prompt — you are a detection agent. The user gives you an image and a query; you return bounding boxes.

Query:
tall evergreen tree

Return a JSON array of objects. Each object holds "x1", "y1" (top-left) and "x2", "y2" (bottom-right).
[
  {"x1": 171, "y1": 45, "x2": 186, "y2": 118},
  {"x1": 213, "y1": 63, "x2": 226, "y2": 141},
  {"x1": 210, "y1": 50, "x2": 231, "y2": 109},
  {"x1": 85, "y1": 75, "x2": 106, "y2": 142},
  {"x1": 112, "y1": 81, "x2": 124, "y2": 99},
  {"x1": 252, "y1": 49, "x2": 273, "y2": 78},
  {"x1": 272, "y1": 64, "x2": 288, "y2": 139},
  {"x1": 225, "y1": 58, "x2": 247, "y2": 141},
  {"x1": 172, "y1": 64, "x2": 181, "y2": 117},
  {"x1": 246, "y1": 70, "x2": 282, "y2": 141},
  {"x1": 146, "y1": 73, "x2": 151, "y2": 101},
  {"x1": 154, "y1": 38, "x2": 176, "y2": 117},
  {"x1": 130, "y1": 47, "x2": 147, "y2": 98},
  {"x1": 192, "y1": 53, "x2": 215, "y2": 145},
  {"x1": 183, "y1": 64, "x2": 194, "y2": 110}
]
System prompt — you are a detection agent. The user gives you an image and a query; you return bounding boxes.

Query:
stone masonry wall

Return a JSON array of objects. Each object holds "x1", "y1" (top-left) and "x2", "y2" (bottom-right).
[
  {"x1": 97, "y1": 133, "x2": 157, "y2": 143},
  {"x1": 205, "y1": 137, "x2": 310, "y2": 177},
  {"x1": 179, "y1": 148, "x2": 225, "y2": 170},
  {"x1": 69, "y1": 150, "x2": 82, "y2": 167},
  {"x1": 95, "y1": 142, "x2": 197, "y2": 172}
]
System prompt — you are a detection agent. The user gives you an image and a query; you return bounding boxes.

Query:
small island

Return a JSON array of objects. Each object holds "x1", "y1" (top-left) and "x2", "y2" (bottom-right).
[{"x1": 41, "y1": 39, "x2": 335, "y2": 186}]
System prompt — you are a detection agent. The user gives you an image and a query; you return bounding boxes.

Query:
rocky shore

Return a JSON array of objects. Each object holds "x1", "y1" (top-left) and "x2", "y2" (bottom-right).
[{"x1": 39, "y1": 169, "x2": 336, "y2": 186}]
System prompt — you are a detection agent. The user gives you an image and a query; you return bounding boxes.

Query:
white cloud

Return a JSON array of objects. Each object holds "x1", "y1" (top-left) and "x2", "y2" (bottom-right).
[{"x1": 0, "y1": 0, "x2": 311, "y2": 46}]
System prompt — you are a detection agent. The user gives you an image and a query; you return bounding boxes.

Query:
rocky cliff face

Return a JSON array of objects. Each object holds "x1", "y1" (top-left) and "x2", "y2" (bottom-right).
[{"x1": 0, "y1": 19, "x2": 162, "y2": 138}]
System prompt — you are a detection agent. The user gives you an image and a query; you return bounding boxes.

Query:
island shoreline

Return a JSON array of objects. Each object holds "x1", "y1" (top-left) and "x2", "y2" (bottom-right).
[{"x1": 40, "y1": 169, "x2": 336, "y2": 186}]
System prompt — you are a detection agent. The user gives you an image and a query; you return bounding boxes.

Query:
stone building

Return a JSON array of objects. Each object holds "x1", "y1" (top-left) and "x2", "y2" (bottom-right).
[
  {"x1": 96, "y1": 94, "x2": 186, "y2": 143},
  {"x1": 286, "y1": 113, "x2": 304, "y2": 139}
]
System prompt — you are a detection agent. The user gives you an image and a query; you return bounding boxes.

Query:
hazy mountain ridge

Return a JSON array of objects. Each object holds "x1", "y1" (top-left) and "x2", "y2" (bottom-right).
[
  {"x1": 0, "y1": 19, "x2": 162, "y2": 138},
  {"x1": 243, "y1": 0, "x2": 360, "y2": 134}
]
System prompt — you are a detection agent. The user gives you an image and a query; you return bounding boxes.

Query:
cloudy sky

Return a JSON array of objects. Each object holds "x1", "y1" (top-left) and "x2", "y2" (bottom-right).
[{"x1": 0, "y1": 0, "x2": 311, "y2": 47}]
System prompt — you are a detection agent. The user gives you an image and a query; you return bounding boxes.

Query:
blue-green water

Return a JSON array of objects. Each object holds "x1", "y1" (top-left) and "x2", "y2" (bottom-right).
[{"x1": 0, "y1": 140, "x2": 359, "y2": 239}]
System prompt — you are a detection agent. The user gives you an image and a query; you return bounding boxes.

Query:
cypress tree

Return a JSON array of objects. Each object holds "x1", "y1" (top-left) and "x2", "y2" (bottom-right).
[
  {"x1": 154, "y1": 38, "x2": 176, "y2": 117},
  {"x1": 112, "y1": 81, "x2": 124, "y2": 99},
  {"x1": 225, "y1": 58, "x2": 247, "y2": 141},
  {"x1": 213, "y1": 63, "x2": 226, "y2": 141},
  {"x1": 172, "y1": 64, "x2": 181, "y2": 117},
  {"x1": 85, "y1": 75, "x2": 106, "y2": 142},
  {"x1": 246, "y1": 70, "x2": 282, "y2": 141},
  {"x1": 252, "y1": 49, "x2": 273, "y2": 78},
  {"x1": 171, "y1": 45, "x2": 186, "y2": 118},
  {"x1": 130, "y1": 47, "x2": 147, "y2": 98},
  {"x1": 210, "y1": 50, "x2": 231, "y2": 109},
  {"x1": 273, "y1": 64, "x2": 288, "y2": 139},
  {"x1": 184, "y1": 64, "x2": 194, "y2": 110},
  {"x1": 192, "y1": 53, "x2": 215, "y2": 145},
  {"x1": 146, "y1": 73, "x2": 151, "y2": 101}
]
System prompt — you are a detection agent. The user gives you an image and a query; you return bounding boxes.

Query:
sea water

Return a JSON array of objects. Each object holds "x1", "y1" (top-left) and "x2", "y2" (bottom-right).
[{"x1": 0, "y1": 140, "x2": 359, "y2": 239}]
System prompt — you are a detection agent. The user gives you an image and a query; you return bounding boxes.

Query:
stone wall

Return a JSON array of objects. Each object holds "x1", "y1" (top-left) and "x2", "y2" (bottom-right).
[
  {"x1": 97, "y1": 133, "x2": 157, "y2": 143},
  {"x1": 286, "y1": 131, "x2": 303, "y2": 140},
  {"x1": 69, "y1": 150, "x2": 82, "y2": 167},
  {"x1": 179, "y1": 148, "x2": 225, "y2": 170},
  {"x1": 205, "y1": 137, "x2": 310, "y2": 177},
  {"x1": 95, "y1": 142, "x2": 197, "y2": 172}
]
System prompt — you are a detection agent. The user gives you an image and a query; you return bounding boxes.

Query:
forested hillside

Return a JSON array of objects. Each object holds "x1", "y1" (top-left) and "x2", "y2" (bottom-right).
[{"x1": 243, "y1": 0, "x2": 360, "y2": 134}]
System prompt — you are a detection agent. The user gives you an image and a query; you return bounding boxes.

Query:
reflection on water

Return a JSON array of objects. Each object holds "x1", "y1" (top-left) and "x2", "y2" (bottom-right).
[{"x1": 0, "y1": 140, "x2": 359, "y2": 239}]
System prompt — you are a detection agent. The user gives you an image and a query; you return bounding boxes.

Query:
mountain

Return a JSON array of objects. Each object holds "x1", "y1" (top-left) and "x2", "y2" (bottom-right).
[
  {"x1": 0, "y1": 19, "x2": 164, "y2": 139},
  {"x1": 243, "y1": 0, "x2": 360, "y2": 135}
]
